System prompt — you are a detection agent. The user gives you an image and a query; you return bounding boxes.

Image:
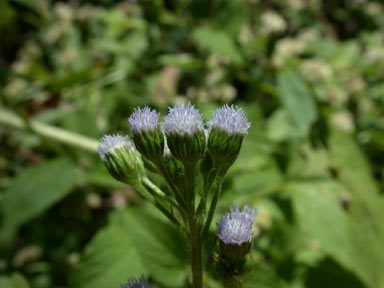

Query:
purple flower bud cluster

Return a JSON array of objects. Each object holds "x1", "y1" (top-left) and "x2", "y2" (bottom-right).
[
  {"x1": 216, "y1": 204, "x2": 257, "y2": 245},
  {"x1": 162, "y1": 102, "x2": 204, "y2": 136},
  {"x1": 208, "y1": 104, "x2": 251, "y2": 136},
  {"x1": 97, "y1": 134, "x2": 134, "y2": 161},
  {"x1": 121, "y1": 275, "x2": 149, "y2": 288},
  {"x1": 129, "y1": 107, "x2": 160, "y2": 134}
]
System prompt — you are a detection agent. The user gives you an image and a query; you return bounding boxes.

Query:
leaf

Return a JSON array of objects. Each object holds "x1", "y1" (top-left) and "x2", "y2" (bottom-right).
[
  {"x1": 193, "y1": 26, "x2": 243, "y2": 64},
  {"x1": 1, "y1": 159, "x2": 77, "y2": 229},
  {"x1": 70, "y1": 216, "x2": 147, "y2": 288},
  {"x1": 71, "y1": 208, "x2": 189, "y2": 288},
  {"x1": 0, "y1": 273, "x2": 30, "y2": 288},
  {"x1": 289, "y1": 180, "x2": 384, "y2": 288},
  {"x1": 277, "y1": 69, "x2": 318, "y2": 136}
]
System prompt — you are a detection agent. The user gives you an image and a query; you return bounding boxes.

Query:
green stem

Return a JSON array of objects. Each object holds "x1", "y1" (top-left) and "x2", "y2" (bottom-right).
[
  {"x1": 188, "y1": 211, "x2": 203, "y2": 288},
  {"x1": 0, "y1": 108, "x2": 98, "y2": 153},
  {"x1": 156, "y1": 161, "x2": 188, "y2": 212},
  {"x1": 200, "y1": 175, "x2": 224, "y2": 244},
  {"x1": 185, "y1": 163, "x2": 203, "y2": 288}
]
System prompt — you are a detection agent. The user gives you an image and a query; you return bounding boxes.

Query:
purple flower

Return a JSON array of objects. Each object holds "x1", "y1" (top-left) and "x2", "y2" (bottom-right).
[
  {"x1": 121, "y1": 275, "x2": 149, "y2": 288},
  {"x1": 97, "y1": 134, "x2": 134, "y2": 161},
  {"x1": 129, "y1": 107, "x2": 160, "y2": 134},
  {"x1": 161, "y1": 102, "x2": 204, "y2": 136},
  {"x1": 208, "y1": 105, "x2": 250, "y2": 136},
  {"x1": 216, "y1": 204, "x2": 257, "y2": 245}
]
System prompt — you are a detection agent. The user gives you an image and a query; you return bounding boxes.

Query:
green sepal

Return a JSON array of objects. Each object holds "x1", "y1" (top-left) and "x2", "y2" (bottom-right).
[
  {"x1": 219, "y1": 240, "x2": 252, "y2": 262},
  {"x1": 103, "y1": 146, "x2": 145, "y2": 186},
  {"x1": 132, "y1": 127, "x2": 164, "y2": 162},
  {"x1": 208, "y1": 128, "x2": 244, "y2": 172},
  {"x1": 166, "y1": 130, "x2": 206, "y2": 164},
  {"x1": 161, "y1": 154, "x2": 185, "y2": 195}
]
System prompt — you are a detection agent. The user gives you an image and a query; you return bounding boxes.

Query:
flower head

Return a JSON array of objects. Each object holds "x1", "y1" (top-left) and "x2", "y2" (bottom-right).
[
  {"x1": 129, "y1": 107, "x2": 160, "y2": 135},
  {"x1": 216, "y1": 204, "x2": 257, "y2": 245},
  {"x1": 97, "y1": 134, "x2": 133, "y2": 161},
  {"x1": 162, "y1": 102, "x2": 204, "y2": 136},
  {"x1": 121, "y1": 275, "x2": 149, "y2": 288},
  {"x1": 97, "y1": 134, "x2": 145, "y2": 184},
  {"x1": 208, "y1": 105, "x2": 250, "y2": 136},
  {"x1": 128, "y1": 107, "x2": 164, "y2": 162}
]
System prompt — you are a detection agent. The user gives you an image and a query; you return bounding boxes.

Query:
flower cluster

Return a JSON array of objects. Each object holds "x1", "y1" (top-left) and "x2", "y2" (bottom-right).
[
  {"x1": 129, "y1": 107, "x2": 160, "y2": 134},
  {"x1": 121, "y1": 275, "x2": 149, "y2": 288},
  {"x1": 208, "y1": 104, "x2": 251, "y2": 136},
  {"x1": 162, "y1": 102, "x2": 204, "y2": 136},
  {"x1": 216, "y1": 205, "x2": 257, "y2": 262},
  {"x1": 217, "y1": 204, "x2": 257, "y2": 246},
  {"x1": 98, "y1": 102, "x2": 252, "y2": 288}
]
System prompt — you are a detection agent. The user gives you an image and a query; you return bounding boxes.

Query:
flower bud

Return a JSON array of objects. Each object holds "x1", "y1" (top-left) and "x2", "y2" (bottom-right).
[
  {"x1": 129, "y1": 107, "x2": 164, "y2": 163},
  {"x1": 161, "y1": 102, "x2": 206, "y2": 164},
  {"x1": 216, "y1": 204, "x2": 257, "y2": 262},
  {"x1": 121, "y1": 274, "x2": 149, "y2": 288},
  {"x1": 97, "y1": 134, "x2": 145, "y2": 185},
  {"x1": 207, "y1": 105, "x2": 250, "y2": 170}
]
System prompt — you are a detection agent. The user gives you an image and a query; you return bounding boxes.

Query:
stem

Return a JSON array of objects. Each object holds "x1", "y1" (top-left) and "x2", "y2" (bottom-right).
[
  {"x1": 156, "y1": 161, "x2": 188, "y2": 213},
  {"x1": 0, "y1": 108, "x2": 98, "y2": 153},
  {"x1": 200, "y1": 175, "x2": 224, "y2": 244},
  {"x1": 185, "y1": 163, "x2": 203, "y2": 288},
  {"x1": 188, "y1": 211, "x2": 203, "y2": 288}
]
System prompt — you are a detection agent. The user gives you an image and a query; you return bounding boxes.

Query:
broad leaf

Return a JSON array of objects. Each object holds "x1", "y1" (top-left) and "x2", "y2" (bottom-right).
[
  {"x1": 277, "y1": 69, "x2": 317, "y2": 136},
  {"x1": 71, "y1": 208, "x2": 189, "y2": 288},
  {"x1": 1, "y1": 159, "x2": 77, "y2": 229},
  {"x1": 193, "y1": 26, "x2": 243, "y2": 64}
]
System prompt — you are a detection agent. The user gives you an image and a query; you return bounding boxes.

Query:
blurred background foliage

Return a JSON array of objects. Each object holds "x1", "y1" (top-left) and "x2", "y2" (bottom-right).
[{"x1": 1, "y1": 0, "x2": 384, "y2": 287}]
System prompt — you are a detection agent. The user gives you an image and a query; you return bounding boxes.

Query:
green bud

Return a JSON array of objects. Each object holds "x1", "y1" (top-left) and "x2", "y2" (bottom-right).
[
  {"x1": 132, "y1": 127, "x2": 165, "y2": 162},
  {"x1": 98, "y1": 135, "x2": 145, "y2": 185},
  {"x1": 208, "y1": 128, "x2": 244, "y2": 170},
  {"x1": 166, "y1": 130, "x2": 206, "y2": 164}
]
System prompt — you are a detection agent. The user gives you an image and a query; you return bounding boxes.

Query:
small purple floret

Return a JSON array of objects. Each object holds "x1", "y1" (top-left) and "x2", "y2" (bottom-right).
[
  {"x1": 161, "y1": 102, "x2": 204, "y2": 136},
  {"x1": 216, "y1": 204, "x2": 257, "y2": 245},
  {"x1": 129, "y1": 106, "x2": 160, "y2": 134},
  {"x1": 121, "y1": 275, "x2": 149, "y2": 288},
  {"x1": 97, "y1": 134, "x2": 133, "y2": 161},
  {"x1": 208, "y1": 105, "x2": 250, "y2": 135}
]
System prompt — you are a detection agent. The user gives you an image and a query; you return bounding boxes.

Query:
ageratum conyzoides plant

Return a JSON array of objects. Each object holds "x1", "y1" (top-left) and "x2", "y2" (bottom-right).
[{"x1": 97, "y1": 102, "x2": 256, "y2": 288}]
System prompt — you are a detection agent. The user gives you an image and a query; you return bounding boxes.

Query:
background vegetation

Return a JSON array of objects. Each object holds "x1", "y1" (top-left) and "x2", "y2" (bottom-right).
[{"x1": 1, "y1": 0, "x2": 384, "y2": 287}]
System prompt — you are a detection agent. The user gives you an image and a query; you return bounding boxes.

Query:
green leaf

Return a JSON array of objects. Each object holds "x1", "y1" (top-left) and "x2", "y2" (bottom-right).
[
  {"x1": 277, "y1": 69, "x2": 317, "y2": 136},
  {"x1": 71, "y1": 208, "x2": 189, "y2": 288},
  {"x1": 0, "y1": 273, "x2": 30, "y2": 288},
  {"x1": 1, "y1": 159, "x2": 77, "y2": 229},
  {"x1": 193, "y1": 26, "x2": 243, "y2": 64},
  {"x1": 289, "y1": 179, "x2": 384, "y2": 288},
  {"x1": 70, "y1": 215, "x2": 147, "y2": 288}
]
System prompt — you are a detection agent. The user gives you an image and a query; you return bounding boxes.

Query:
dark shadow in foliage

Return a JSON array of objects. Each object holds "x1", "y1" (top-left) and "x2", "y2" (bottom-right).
[{"x1": 305, "y1": 257, "x2": 365, "y2": 288}]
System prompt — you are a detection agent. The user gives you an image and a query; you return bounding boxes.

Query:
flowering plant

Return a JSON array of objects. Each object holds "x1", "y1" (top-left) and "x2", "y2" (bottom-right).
[{"x1": 98, "y1": 103, "x2": 255, "y2": 288}]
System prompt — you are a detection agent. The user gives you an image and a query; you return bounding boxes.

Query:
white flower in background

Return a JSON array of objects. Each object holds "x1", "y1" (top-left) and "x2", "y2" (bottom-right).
[
  {"x1": 331, "y1": 112, "x2": 355, "y2": 132},
  {"x1": 272, "y1": 38, "x2": 305, "y2": 66},
  {"x1": 261, "y1": 11, "x2": 286, "y2": 34},
  {"x1": 300, "y1": 59, "x2": 332, "y2": 82}
]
